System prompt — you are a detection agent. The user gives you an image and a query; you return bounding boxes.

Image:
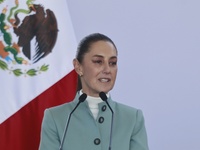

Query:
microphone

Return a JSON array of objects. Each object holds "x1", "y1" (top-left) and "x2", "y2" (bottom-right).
[
  {"x1": 99, "y1": 92, "x2": 114, "y2": 150},
  {"x1": 59, "y1": 93, "x2": 87, "y2": 150}
]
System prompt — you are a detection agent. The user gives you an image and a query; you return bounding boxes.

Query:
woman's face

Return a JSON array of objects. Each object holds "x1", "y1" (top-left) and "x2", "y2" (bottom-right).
[{"x1": 75, "y1": 41, "x2": 118, "y2": 97}]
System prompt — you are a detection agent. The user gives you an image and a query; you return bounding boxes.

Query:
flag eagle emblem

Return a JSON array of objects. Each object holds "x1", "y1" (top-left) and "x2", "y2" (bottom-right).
[{"x1": 0, "y1": 0, "x2": 58, "y2": 76}]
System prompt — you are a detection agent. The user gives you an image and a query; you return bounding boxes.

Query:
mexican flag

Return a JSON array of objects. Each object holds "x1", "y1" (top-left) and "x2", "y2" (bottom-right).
[{"x1": 0, "y1": 1, "x2": 77, "y2": 149}]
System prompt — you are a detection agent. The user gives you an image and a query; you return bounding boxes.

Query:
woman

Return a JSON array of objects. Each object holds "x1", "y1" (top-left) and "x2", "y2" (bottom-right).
[{"x1": 39, "y1": 33, "x2": 149, "y2": 150}]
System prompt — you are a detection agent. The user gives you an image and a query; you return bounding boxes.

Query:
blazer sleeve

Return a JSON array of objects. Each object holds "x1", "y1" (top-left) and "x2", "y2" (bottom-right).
[
  {"x1": 39, "y1": 109, "x2": 60, "y2": 150},
  {"x1": 130, "y1": 109, "x2": 149, "y2": 150}
]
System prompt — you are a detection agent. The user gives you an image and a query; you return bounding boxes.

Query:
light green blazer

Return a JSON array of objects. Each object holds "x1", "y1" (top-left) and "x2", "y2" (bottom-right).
[{"x1": 39, "y1": 93, "x2": 149, "y2": 150}]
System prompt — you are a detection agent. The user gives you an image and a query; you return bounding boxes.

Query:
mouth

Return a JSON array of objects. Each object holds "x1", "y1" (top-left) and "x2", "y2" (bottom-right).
[{"x1": 99, "y1": 78, "x2": 111, "y2": 83}]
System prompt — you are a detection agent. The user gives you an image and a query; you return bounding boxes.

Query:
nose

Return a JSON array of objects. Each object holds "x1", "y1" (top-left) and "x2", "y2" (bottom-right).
[{"x1": 102, "y1": 63, "x2": 111, "y2": 74}]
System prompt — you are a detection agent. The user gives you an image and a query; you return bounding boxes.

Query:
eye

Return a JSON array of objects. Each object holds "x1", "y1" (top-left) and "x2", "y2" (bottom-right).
[
  {"x1": 109, "y1": 61, "x2": 117, "y2": 66},
  {"x1": 93, "y1": 60, "x2": 103, "y2": 64}
]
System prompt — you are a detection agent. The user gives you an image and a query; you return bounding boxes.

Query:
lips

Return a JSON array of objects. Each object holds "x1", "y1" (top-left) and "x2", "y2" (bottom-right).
[{"x1": 99, "y1": 78, "x2": 111, "y2": 82}]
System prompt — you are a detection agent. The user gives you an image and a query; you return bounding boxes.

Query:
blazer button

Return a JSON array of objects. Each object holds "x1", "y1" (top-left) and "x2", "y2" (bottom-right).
[
  {"x1": 94, "y1": 138, "x2": 101, "y2": 145},
  {"x1": 98, "y1": 117, "x2": 104, "y2": 123},
  {"x1": 101, "y1": 105, "x2": 107, "y2": 111}
]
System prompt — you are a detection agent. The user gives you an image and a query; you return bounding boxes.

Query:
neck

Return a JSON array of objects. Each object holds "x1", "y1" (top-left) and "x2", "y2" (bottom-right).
[{"x1": 79, "y1": 90, "x2": 109, "y2": 99}]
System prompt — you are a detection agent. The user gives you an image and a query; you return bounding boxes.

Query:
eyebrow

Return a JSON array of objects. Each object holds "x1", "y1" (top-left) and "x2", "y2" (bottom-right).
[{"x1": 93, "y1": 54, "x2": 117, "y2": 59}]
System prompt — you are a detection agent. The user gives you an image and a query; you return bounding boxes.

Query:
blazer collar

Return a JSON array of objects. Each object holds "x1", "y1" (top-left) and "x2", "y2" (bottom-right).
[{"x1": 73, "y1": 92, "x2": 115, "y2": 113}]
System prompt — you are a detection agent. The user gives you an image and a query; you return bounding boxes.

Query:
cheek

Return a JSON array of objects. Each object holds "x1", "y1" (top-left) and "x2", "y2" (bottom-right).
[
  {"x1": 112, "y1": 68, "x2": 118, "y2": 77},
  {"x1": 83, "y1": 67, "x2": 99, "y2": 79}
]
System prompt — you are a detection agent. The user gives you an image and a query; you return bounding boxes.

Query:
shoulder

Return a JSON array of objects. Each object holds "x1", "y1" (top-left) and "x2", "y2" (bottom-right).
[
  {"x1": 45, "y1": 101, "x2": 75, "y2": 117},
  {"x1": 41, "y1": 101, "x2": 77, "y2": 131},
  {"x1": 113, "y1": 101, "x2": 144, "y2": 122},
  {"x1": 45, "y1": 92, "x2": 80, "y2": 115},
  {"x1": 114, "y1": 101, "x2": 139, "y2": 114}
]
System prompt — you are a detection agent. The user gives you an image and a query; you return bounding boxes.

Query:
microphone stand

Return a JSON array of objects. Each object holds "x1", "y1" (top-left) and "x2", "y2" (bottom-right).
[
  {"x1": 99, "y1": 92, "x2": 114, "y2": 150},
  {"x1": 59, "y1": 93, "x2": 87, "y2": 150}
]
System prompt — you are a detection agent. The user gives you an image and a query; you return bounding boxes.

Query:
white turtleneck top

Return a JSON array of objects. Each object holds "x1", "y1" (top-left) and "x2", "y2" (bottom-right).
[{"x1": 79, "y1": 90, "x2": 109, "y2": 120}]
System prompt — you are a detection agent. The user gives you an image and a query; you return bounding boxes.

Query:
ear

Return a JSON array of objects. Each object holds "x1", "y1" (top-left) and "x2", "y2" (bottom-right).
[{"x1": 73, "y1": 59, "x2": 83, "y2": 76}]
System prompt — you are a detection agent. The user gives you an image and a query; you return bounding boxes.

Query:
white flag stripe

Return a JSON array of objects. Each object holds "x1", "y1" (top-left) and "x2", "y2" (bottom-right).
[{"x1": 0, "y1": 0, "x2": 77, "y2": 123}]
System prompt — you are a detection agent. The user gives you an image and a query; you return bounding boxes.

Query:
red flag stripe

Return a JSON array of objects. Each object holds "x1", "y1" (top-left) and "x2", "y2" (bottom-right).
[{"x1": 0, "y1": 70, "x2": 77, "y2": 150}]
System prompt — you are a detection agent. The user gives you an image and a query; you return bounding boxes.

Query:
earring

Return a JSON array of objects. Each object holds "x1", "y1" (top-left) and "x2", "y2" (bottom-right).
[{"x1": 79, "y1": 72, "x2": 83, "y2": 77}]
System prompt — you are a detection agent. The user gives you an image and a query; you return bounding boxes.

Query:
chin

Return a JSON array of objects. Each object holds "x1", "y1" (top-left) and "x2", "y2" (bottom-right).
[{"x1": 99, "y1": 87, "x2": 112, "y2": 94}]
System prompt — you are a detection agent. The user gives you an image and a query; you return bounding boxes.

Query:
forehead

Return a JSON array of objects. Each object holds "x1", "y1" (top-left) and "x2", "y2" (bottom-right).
[{"x1": 88, "y1": 41, "x2": 117, "y2": 56}]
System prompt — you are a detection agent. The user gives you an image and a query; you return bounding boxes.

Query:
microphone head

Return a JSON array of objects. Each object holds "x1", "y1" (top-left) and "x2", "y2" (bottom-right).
[
  {"x1": 79, "y1": 93, "x2": 87, "y2": 102},
  {"x1": 99, "y1": 92, "x2": 108, "y2": 101}
]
